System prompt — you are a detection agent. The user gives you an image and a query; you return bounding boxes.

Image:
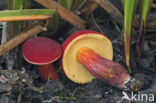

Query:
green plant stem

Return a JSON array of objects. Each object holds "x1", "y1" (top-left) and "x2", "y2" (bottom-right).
[
  {"x1": 13, "y1": 0, "x2": 24, "y2": 9},
  {"x1": 137, "y1": 0, "x2": 153, "y2": 56},
  {"x1": 0, "y1": 9, "x2": 56, "y2": 22},
  {"x1": 0, "y1": 9, "x2": 55, "y2": 17},
  {"x1": 59, "y1": 0, "x2": 73, "y2": 10},
  {"x1": 112, "y1": 20, "x2": 121, "y2": 34},
  {"x1": 56, "y1": 96, "x2": 76, "y2": 100},
  {"x1": 123, "y1": 0, "x2": 138, "y2": 74},
  {"x1": 71, "y1": 0, "x2": 87, "y2": 11}
]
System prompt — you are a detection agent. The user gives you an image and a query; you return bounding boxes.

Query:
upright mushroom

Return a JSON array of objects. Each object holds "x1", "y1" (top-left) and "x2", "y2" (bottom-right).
[
  {"x1": 62, "y1": 30, "x2": 141, "y2": 91},
  {"x1": 23, "y1": 37, "x2": 62, "y2": 82}
]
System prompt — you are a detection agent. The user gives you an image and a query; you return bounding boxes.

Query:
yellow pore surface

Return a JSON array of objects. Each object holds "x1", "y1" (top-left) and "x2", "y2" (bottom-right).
[{"x1": 62, "y1": 33, "x2": 113, "y2": 84}]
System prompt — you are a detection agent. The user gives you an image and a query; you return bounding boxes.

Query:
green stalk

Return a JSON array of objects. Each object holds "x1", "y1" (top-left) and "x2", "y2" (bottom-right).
[
  {"x1": 59, "y1": 0, "x2": 73, "y2": 10},
  {"x1": 123, "y1": 0, "x2": 138, "y2": 74},
  {"x1": 71, "y1": 0, "x2": 87, "y2": 11},
  {"x1": 13, "y1": 0, "x2": 24, "y2": 9},
  {"x1": 0, "y1": 9, "x2": 55, "y2": 17},
  {"x1": 137, "y1": 0, "x2": 153, "y2": 56},
  {"x1": 0, "y1": 9, "x2": 56, "y2": 21}
]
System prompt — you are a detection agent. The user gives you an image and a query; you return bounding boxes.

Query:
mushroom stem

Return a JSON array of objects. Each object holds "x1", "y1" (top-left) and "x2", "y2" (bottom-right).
[
  {"x1": 38, "y1": 64, "x2": 58, "y2": 82},
  {"x1": 77, "y1": 47, "x2": 141, "y2": 90}
]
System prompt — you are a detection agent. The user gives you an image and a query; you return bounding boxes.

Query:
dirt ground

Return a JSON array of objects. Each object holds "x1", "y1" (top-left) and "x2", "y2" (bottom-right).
[{"x1": 0, "y1": 0, "x2": 156, "y2": 103}]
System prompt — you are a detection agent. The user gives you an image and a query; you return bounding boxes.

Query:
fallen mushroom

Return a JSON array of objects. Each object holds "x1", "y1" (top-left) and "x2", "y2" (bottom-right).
[
  {"x1": 23, "y1": 37, "x2": 62, "y2": 82},
  {"x1": 62, "y1": 30, "x2": 142, "y2": 90},
  {"x1": 62, "y1": 30, "x2": 113, "y2": 83}
]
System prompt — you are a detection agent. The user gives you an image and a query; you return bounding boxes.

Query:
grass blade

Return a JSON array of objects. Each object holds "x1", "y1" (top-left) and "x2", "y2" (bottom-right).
[
  {"x1": 0, "y1": 9, "x2": 56, "y2": 22},
  {"x1": 123, "y1": 0, "x2": 138, "y2": 74},
  {"x1": 137, "y1": 0, "x2": 153, "y2": 56},
  {"x1": 71, "y1": 0, "x2": 87, "y2": 11},
  {"x1": 59, "y1": 0, "x2": 73, "y2": 10},
  {"x1": 13, "y1": 0, "x2": 24, "y2": 9}
]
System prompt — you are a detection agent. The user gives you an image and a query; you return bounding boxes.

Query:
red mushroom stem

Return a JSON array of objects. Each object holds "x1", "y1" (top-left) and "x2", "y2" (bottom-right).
[
  {"x1": 38, "y1": 64, "x2": 58, "y2": 81},
  {"x1": 77, "y1": 47, "x2": 134, "y2": 90}
]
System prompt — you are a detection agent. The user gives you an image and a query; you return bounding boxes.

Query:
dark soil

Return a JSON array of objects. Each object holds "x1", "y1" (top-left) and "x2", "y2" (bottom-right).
[{"x1": 0, "y1": 0, "x2": 156, "y2": 103}]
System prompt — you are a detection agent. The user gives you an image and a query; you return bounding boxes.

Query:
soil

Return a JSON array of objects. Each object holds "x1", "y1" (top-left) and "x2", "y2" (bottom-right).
[{"x1": 0, "y1": 0, "x2": 156, "y2": 103}]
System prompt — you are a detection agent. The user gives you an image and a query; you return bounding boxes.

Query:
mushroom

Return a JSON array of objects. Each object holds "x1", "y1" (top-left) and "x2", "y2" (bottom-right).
[
  {"x1": 23, "y1": 37, "x2": 62, "y2": 82},
  {"x1": 62, "y1": 30, "x2": 142, "y2": 90}
]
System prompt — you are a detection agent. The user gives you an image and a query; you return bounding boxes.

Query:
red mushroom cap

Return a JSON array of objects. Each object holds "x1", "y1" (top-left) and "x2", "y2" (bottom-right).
[
  {"x1": 23, "y1": 37, "x2": 62, "y2": 65},
  {"x1": 62, "y1": 30, "x2": 101, "y2": 51}
]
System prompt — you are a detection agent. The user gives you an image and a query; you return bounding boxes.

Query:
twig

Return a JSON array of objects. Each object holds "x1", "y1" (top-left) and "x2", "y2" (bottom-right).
[
  {"x1": 43, "y1": 87, "x2": 83, "y2": 103},
  {"x1": 111, "y1": 20, "x2": 122, "y2": 34},
  {"x1": 35, "y1": 0, "x2": 85, "y2": 29},
  {"x1": 24, "y1": 87, "x2": 43, "y2": 93},
  {"x1": 0, "y1": 24, "x2": 46, "y2": 56},
  {"x1": 79, "y1": 0, "x2": 139, "y2": 28},
  {"x1": 79, "y1": 1, "x2": 99, "y2": 19},
  {"x1": 95, "y1": 0, "x2": 123, "y2": 24},
  {"x1": 43, "y1": 96, "x2": 76, "y2": 103},
  {"x1": 1, "y1": 22, "x2": 8, "y2": 44},
  {"x1": 71, "y1": 87, "x2": 83, "y2": 97},
  {"x1": 43, "y1": 96, "x2": 58, "y2": 103},
  {"x1": 17, "y1": 91, "x2": 23, "y2": 103},
  {"x1": 91, "y1": 13, "x2": 104, "y2": 34}
]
